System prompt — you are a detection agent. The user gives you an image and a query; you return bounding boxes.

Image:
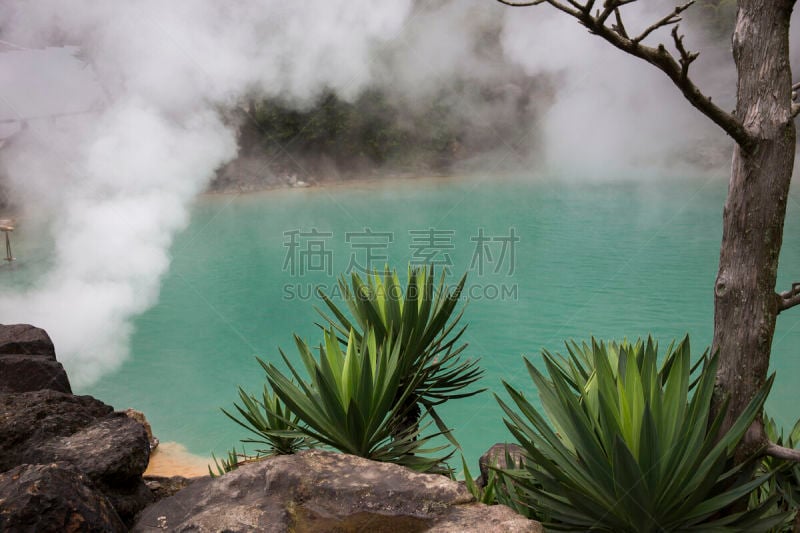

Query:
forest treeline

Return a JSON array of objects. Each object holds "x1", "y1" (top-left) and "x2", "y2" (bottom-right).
[{"x1": 211, "y1": 0, "x2": 737, "y2": 190}]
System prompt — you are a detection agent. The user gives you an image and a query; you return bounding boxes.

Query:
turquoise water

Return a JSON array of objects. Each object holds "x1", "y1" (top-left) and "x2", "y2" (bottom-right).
[{"x1": 14, "y1": 174, "x2": 800, "y2": 471}]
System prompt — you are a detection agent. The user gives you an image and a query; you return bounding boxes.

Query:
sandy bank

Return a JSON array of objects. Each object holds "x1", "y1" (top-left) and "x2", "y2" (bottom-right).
[{"x1": 144, "y1": 442, "x2": 211, "y2": 478}]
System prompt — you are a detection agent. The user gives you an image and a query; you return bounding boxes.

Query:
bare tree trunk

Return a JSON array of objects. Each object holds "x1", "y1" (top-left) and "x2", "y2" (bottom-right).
[
  {"x1": 496, "y1": 0, "x2": 800, "y2": 463},
  {"x1": 712, "y1": 0, "x2": 796, "y2": 461}
]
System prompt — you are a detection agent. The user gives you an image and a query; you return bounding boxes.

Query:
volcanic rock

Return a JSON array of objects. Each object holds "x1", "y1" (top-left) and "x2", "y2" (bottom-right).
[
  {"x1": 143, "y1": 475, "x2": 196, "y2": 501},
  {"x1": 0, "y1": 324, "x2": 70, "y2": 393},
  {"x1": 125, "y1": 408, "x2": 159, "y2": 451},
  {"x1": 0, "y1": 462, "x2": 126, "y2": 532},
  {"x1": 133, "y1": 449, "x2": 540, "y2": 532},
  {"x1": 0, "y1": 323, "x2": 56, "y2": 357},
  {"x1": 0, "y1": 353, "x2": 71, "y2": 394},
  {"x1": 0, "y1": 390, "x2": 152, "y2": 524},
  {"x1": 478, "y1": 443, "x2": 526, "y2": 487}
]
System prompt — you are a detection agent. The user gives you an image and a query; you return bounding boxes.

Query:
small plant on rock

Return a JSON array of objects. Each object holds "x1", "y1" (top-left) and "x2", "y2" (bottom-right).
[
  {"x1": 223, "y1": 266, "x2": 480, "y2": 474},
  {"x1": 222, "y1": 384, "x2": 311, "y2": 456},
  {"x1": 317, "y1": 266, "x2": 485, "y2": 443},
  {"x1": 259, "y1": 327, "x2": 454, "y2": 472},
  {"x1": 461, "y1": 451, "x2": 532, "y2": 518},
  {"x1": 208, "y1": 447, "x2": 240, "y2": 478}
]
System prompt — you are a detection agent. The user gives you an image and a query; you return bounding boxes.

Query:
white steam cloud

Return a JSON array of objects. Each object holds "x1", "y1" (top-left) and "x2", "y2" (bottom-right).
[
  {"x1": 0, "y1": 0, "x2": 413, "y2": 385},
  {"x1": 0, "y1": 1, "x2": 790, "y2": 385},
  {"x1": 500, "y1": 1, "x2": 735, "y2": 178}
]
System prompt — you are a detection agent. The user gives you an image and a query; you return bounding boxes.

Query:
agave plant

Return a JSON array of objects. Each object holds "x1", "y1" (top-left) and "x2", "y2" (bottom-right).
[
  {"x1": 208, "y1": 446, "x2": 267, "y2": 478},
  {"x1": 222, "y1": 384, "x2": 310, "y2": 456},
  {"x1": 208, "y1": 447, "x2": 240, "y2": 478},
  {"x1": 259, "y1": 327, "x2": 453, "y2": 472},
  {"x1": 497, "y1": 336, "x2": 791, "y2": 532},
  {"x1": 462, "y1": 455, "x2": 501, "y2": 505},
  {"x1": 317, "y1": 266, "x2": 484, "y2": 441}
]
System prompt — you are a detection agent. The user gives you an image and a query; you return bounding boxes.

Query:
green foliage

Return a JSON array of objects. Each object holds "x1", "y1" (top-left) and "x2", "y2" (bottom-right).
[
  {"x1": 250, "y1": 90, "x2": 423, "y2": 167},
  {"x1": 497, "y1": 336, "x2": 790, "y2": 532},
  {"x1": 245, "y1": 85, "x2": 532, "y2": 173},
  {"x1": 222, "y1": 266, "x2": 478, "y2": 474},
  {"x1": 221, "y1": 385, "x2": 311, "y2": 456},
  {"x1": 317, "y1": 266, "x2": 485, "y2": 443},
  {"x1": 749, "y1": 415, "x2": 800, "y2": 531},
  {"x1": 462, "y1": 455, "x2": 498, "y2": 505},
  {"x1": 208, "y1": 447, "x2": 240, "y2": 478},
  {"x1": 461, "y1": 450, "x2": 532, "y2": 518},
  {"x1": 208, "y1": 447, "x2": 268, "y2": 478},
  {"x1": 259, "y1": 327, "x2": 453, "y2": 472}
]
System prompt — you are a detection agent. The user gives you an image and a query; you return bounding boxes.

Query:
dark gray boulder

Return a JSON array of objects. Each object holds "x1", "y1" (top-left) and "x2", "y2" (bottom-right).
[
  {"x1": 102, "y1": 480, "x2": 155, "y2": 527},
  {"x1": 0, "y1": 390, "x2": 153, "y2": 525},
  {"x1": 0, "y1": 353, "x2": 72, "y2": 394},
  {"x1": 36, "y1": 414, "x2": 154, "y2": 522},
  {"x1": 38, "y1": 415, "x2": 151, "y2": 486},
  {"x1": 0, "y1": 324, "x2": 70, "y2": 393},
  {"x1": 0, "y1": 390, "x2": 113, "y2": 468},
  {"x1": 0, "y1": 462, "x2": 126, "y2": 533},
  {"x1": 124, "y1": 408, "x2": 159, "y2": 451},
  {"x1": 478, "y1": 443, "x2": 526, "y2": 487},
  {"x1": 133, "y1": 450, "x2": 540, "y2": 533},
  {"x1": 0, "y1": 323, "x2": 56, "y2": 357},
  {"x1": 143, "y1": 475, "x2": 196, "y2": 501}
]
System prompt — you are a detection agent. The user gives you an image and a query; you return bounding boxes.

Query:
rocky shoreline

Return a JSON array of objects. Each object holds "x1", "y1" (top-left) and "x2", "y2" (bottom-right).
[
  {"x1": 0, "y1": 323, "x2": 539, "y2": 532},
  {"x1": 207, "y1": 153, "x2": 455, "y2": 195}
]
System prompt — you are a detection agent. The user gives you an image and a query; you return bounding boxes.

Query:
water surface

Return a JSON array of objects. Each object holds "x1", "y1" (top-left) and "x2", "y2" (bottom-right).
[{"x1": 10, "y1": 174, "x2": 800, "y2": 471}]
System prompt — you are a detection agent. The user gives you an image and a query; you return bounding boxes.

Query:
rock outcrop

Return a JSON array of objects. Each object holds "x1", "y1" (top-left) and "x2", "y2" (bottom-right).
[
  {"x1": 0, "y1": 323, "x2": 57, "y2": 356},
  {"x1": 0, "y1": 323, "x2": 539, "y2": 532},
  {"x1": 143, "y1": 475, "x2": 195, "y2": 501},
  {"x1": 0, "y1": 463, "x2": 126, "y2": 532},
  {"x1": 0, "y1": 323, "x2": 71, "y2": 394},
  {"x1": 125, "y1": 408, "x2": 160, "y2": 451},
  {"x1": 133, "y1": 449, "x2": 540, "y2": 533},
  {"x1": 0, "y1": 390, "x2": 113, "y2": 467},
  {"x1": 478, "y1": 443, "x2": 526, "y2": 487},
  {"x1": 0, "y1": 389, "x2": 153, "y2": 525},
  {"x1": 0, "y1": 323, "x2": 154, "y2": 527}
]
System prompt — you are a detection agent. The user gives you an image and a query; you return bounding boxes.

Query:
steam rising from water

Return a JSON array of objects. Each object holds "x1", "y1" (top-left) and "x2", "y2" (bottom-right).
[
  {"x1": 500, "y1": 2, "x2": 735, "y2": 177},
  {"x1": 0, "y1": 0, "x2": 415, "y2": 385},
  {"x1": 0, "y1": 1, "x2": 792, "y2": 384}
]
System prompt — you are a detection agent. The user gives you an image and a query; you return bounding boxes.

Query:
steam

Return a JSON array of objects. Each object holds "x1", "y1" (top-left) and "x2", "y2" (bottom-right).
[
  {"x1": 499, "y1": 1, "x2": 735, "y2": 178},
  {"x1": 0, "y1": 1, "x2": 788, "y2": 385},
  {"x1": 0, "y1": 0, "x2": 414, "y2": 385}
]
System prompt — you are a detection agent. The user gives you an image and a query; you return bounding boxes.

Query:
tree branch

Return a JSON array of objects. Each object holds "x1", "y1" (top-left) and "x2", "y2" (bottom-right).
[
  {"x1": 494, "y1": 0, "x2": 755, "y2": 149},
  {"x1": 495, "y1": 0, "x2": 546, "y2": 6},
  {"x1": 632, "y1": 1, "x2": 694, "y2": 44},
  {"x1": 612, "y1": 8, "x2": 628, "y2": 39},
  {"x1": 670, "y1": 25, "x2": 699, "y2": 80},
  {"x1": 496, "y1": 0, "x2": 582, "y2": 17},
  {"x1": 777, "y1": 282, "x2": 800, "y2": 313},
  {"x1": 765, "y1": 441, "x2": 800, "y2": 461},
  {"x1": 596, "y1": 1, "x2": 638, "y2": 28}
]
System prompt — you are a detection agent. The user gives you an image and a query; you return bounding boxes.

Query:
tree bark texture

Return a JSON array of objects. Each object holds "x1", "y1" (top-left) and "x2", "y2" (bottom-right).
[{"x1": 712, "y1": 0, "x2": 796, "y2": 461}]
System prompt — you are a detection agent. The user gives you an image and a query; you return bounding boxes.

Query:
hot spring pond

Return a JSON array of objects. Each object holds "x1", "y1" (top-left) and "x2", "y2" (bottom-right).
[{"x1": 16, "y1": 174, "x2": 800, "y2": 471}]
